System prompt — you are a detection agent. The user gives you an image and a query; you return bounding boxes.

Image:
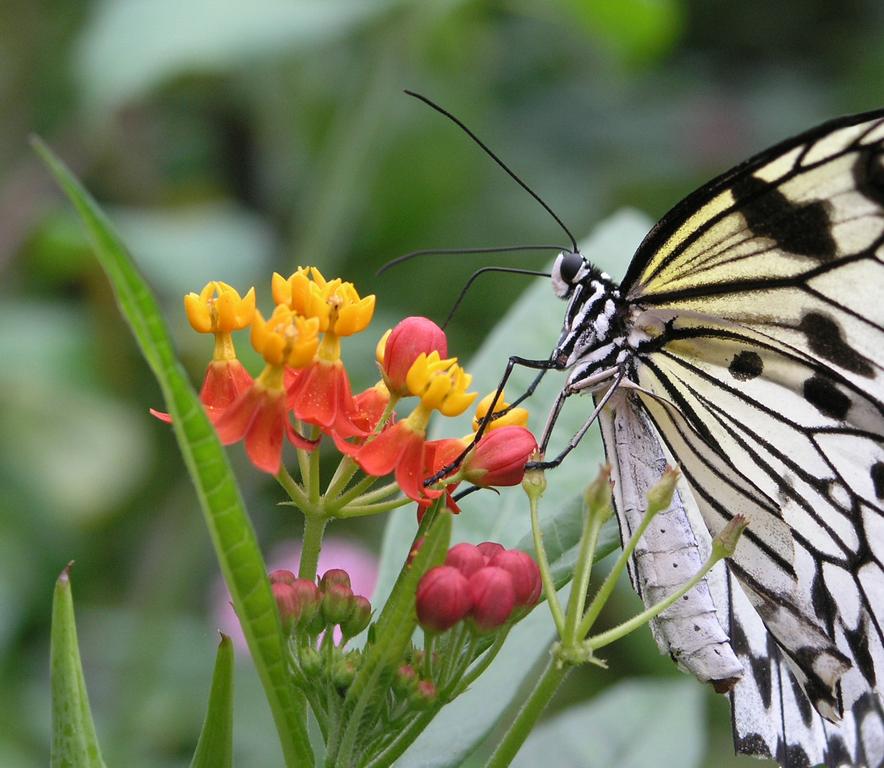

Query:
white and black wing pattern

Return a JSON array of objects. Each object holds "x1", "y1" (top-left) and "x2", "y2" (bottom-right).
[{"x1": 614, "y1": 110, "x2": 884, "y2": 766}]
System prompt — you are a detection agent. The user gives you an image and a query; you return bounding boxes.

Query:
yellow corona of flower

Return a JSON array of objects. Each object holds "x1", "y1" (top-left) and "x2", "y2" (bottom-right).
[
  {"x1": 184, "y1": 281, "x2": 256, "y2": 335},
  {"x1": 272, "y1": 267, "x2": 375, "y2": 337},
  {"x1": 405, "y1": 351, "x2": 476, "y2": 417},
  {"x1": 250, "y1": 305, "x2": 320, "y2": 369},
  {"x1": 472, "y1": 390, "x2": 529, "y2": 432}
]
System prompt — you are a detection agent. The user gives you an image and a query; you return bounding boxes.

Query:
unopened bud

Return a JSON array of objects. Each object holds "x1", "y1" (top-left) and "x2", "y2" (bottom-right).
[
  {"x1": 468, "y1": 566, "x2": 516, "y2": 633},
  {"x1": 712, "y1": 515, "x2": 749, "y2": 560},
  {"x1": 445, "y1": 542, "x2": 486, "y2": 577},
  {"x1": 320, "y1": 568, "x2": 351, "y2": 592},
  {"x1": 646, "y1": 466, "x2": 680, "y2": 515},
  {"x1": 299, "y1": 646, "x2": 322, "y2": 676},
  {"x1": 584, "y1": 465, "x2": 613, "y2": 521},
  {"x1": 269, "y1": 569, "x2": 297, "y2": 585},
  {"x1": 332, "y1": 656, "x2": 358, "y2": 689},
  {"x1": 340, "y1": 595, "x2": 372, "y2": 639},
  {"x1": 489, "y1": 550, "x2": 542, "y2": 607},
  {"x1": 394, "y1": 663, "x2": 418, "y2": 696},
  {"x1": 411, "y1": 679, "x2": 437, "y2": 709},
  {"x1": 416, "y1": 566, "x2": 472, "y2": 633},
  {"x1": 476, "y1": 541, "x2": 505, "y2": 562},
  {"x1": 322, "y1": 582, "x2": 355, "y2": 626}
]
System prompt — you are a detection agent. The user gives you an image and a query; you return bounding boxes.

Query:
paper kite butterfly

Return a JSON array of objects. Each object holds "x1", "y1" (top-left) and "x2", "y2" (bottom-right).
[{"x1": 408, "y1": 96, "x2": 884, "y2": 768}]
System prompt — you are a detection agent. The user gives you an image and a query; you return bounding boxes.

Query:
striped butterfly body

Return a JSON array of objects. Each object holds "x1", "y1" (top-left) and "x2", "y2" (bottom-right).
[{"x1": 548, "y1": 110, "x2": 884, "y2": 767}]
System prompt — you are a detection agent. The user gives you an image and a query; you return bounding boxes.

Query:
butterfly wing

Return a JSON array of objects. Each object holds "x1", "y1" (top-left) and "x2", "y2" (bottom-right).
[{"x1": 619, "y1": 110, "x2": 884, "y2": 766}]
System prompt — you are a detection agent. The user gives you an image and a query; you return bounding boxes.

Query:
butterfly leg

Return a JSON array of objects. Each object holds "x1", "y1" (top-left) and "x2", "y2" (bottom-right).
[
  {"x1": 423, "y1": 354, "x2": 564, "y2": 486},
  {"x1": 528, "y1": 368, "x2": 624, "y2": 470}
]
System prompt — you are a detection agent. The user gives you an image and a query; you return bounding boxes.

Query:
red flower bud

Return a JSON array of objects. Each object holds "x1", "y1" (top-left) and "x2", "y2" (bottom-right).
[
  {"x1": 273, "y1": 582, "x2": 300, "y2": 633},
  {"x1": 414, "y1": 679, "x2": 438, "y2": 708},
  {"x1": 340, "y1": 595, "x2": 372, "y2": 639},
  {"x1": 380, "y1": 317, "x2": 448, "y2": 397},
  {"x1": 462, "y1": 426, "x2": 537, "y2": 487},
  {"x1": 394, "y1": 663, "x2": 418, "y2": 696},
  {"x1": 468, "y1": 566, "x2": 516, "y2": 632},
  {"x1": 322, "y1": 582, "x2": 355, "y2": 626},
  {"x1": 476, "y1": 541, "x2": 505, "y2": 562},
  {"x1": 445, "y1": 543, "x2": 486, "y2": 578},
  {"x1": 269, "y1": 569, "x2": 297, "y2": 585},
  {"x1": 416, "y1": 566, "x2": 472, "y2": 633},
  {"x1": 320, "y1": 569, "x2": 352, "y2": 592},
  {"x1": 291, "y1": 578, "x2": 322, "y2": 627},
  {"x1": 488, "y1": 550, "x2": 542, "y2": 607}
]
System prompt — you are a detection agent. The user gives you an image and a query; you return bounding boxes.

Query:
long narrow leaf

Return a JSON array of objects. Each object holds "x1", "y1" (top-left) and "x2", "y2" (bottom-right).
[
  {"x1": 190, "y1": 634, "x2": 235, "y2": 768},
  {"x1": 50, "y1": 564, "x2": 107, "y2": 768},
  {"x1": 33, "y1": 138, "x2": 313, "y2": 768}
]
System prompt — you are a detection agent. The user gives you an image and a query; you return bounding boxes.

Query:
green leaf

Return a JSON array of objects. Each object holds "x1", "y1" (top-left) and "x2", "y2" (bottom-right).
[
  {"x1": 50, "y1": 564, "x2": 107, "y2": 768},
  {"x1": 190, "y1": 634, "x2": 235, "y2": 768},
  {"x1": 514, "y1": 678, "x2": 705, "y2": 768},
  {"x1": 32, "y1": 137, "x2": 313, "y2": 768},
  {"x1": 376, "y1": 210, "x2": 654, "y2": 767}
]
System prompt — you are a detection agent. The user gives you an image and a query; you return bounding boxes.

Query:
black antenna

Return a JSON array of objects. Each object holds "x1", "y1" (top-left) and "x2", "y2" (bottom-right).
[
  {"x1": 377, "y1": 244, "x2": 564, "y2": 276},
  {"x1": 443, "y1": 266, "x2": 550, "y2": 329},
  {"x1": 405, "y1": 89, "x2": 579, "y2": 254}
]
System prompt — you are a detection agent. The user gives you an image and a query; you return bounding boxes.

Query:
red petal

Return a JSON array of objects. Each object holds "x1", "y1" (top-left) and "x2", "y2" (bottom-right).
[
  {"x1": 201, "y1": 360, "x2": 254, "y2": 410},
  {"x1": 214, "y1": 386, "x2": 262, "y2": 444},
  {"x1": 396, "y1": 435, "x2": 437, "y2": 503},
  {"x1": 290, "y1": 362, "x2": 336, "y2": 427},
  {"x1": 329, "y1": 367, "x2": 369, "y2": 439},
  {"x1": 353, "y1": 422, "x2": 413, "y2": 477},
  {"x1": 244, "y1": 393, "x2": 285, "y2": 474},
  {"x1": 149, "y1": 407, "x2": 172, "y2": 424},
  {"x1": 286, "y1": 420, "x2": 319, "y2": 451}
]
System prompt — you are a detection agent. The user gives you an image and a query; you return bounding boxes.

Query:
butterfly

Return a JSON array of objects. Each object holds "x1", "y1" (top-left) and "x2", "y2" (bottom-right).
[
  {"x1": 539, "y1": 110, "x2": 884, "y2": 768},
  {"x1": 403, "y1": 96, "x2": 883, "y2": 768}
]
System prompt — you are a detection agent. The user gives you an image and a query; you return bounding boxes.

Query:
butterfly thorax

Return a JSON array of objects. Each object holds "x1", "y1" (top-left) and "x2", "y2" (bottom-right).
[{"x1": 550, "y1": 252, "x2": 629, "y2": 386}]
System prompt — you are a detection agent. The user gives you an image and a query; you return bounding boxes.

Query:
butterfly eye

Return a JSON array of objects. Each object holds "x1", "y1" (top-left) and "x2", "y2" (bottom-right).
[{"x1": 551, "y1": 251, "x2": 584, "y2": 298}]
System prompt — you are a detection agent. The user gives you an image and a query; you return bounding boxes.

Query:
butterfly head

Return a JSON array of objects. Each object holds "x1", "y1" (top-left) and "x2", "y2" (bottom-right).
[{"x1": 550, "y1": 251, "x2": 624, "y2": 370}]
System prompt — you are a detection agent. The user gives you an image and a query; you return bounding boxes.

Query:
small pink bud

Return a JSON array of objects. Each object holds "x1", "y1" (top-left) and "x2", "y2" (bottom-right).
[
  {"x1": 411, "y1": 679, "x2": 437, "y2": 709},
  {"x1": 320, "y1": 568, "x2": 352, "y2": 591},
  {"x1": 273, "y1": 582, "x2": 300, "y2": 633},
  {"x1": 269, "y1": 569, "x2": 297, "y2": 585},
  {"x1": 340, "y1": 595, "x2": 372, "y2": 639},
  {"x1": 322, "y1": 582, "x2": 355, "y2": 626},
  {"x1": 416, "y1": 566, "x2": 473, "y2": 633},
  {"x1": 463, "y1": 426, "x2": 538, "y2": 487},
  {"x1": 445, "y1": 542, "x2": 486, "y2": 578},
  {"x1": 332, "y1": 656, "x2": 358, "y2": 689},
  {"x1": 489, "y1": 550, "x2": 542, "y2": 607},
  {"x1": 394, "y1": 663, "x2": 418, "y2": 695},
  {"x1": 380, "y1": 317, "x2": 448, "y2": 397},
  {"x1": 290, "y1": 578, "x2": 322, "y2": 627},
  {"x1": 468, "y1": 566, "x2": 516, "y2": 632},
  {"x1": 476, "y1": 541, "x2": 505, "y2": 562}
]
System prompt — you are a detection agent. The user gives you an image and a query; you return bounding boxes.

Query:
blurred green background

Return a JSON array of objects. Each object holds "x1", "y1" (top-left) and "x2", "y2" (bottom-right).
[{"x1": 1, "y1": 1, "x2": 881, "y2": 765}]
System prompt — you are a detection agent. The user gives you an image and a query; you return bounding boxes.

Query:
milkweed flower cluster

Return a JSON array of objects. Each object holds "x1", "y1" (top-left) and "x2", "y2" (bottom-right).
[{"x1": 160, "y1": 268, "x2": 538, "y2": 503}]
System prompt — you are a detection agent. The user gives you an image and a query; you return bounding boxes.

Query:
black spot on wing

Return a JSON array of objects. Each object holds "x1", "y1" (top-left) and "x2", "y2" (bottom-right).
[
  {"x1": 872, "y1": 461, "x2": 884, "y2": 499},
  {"x1": 729, "y1": 350, "x2": 764, "y2": 381},
  {"x1": 798, "y1": 312, "x2": 874, "y2": 377},
  {"x1": 783, "y1": 742, "x2": 812, "y2": 768},
  {"x1": 803, "y1": 375, "x2": 851, "y2": 420},
  {"x1": 854, "y1": 145, "x2": 884, "y2": 207},
  {"x1": 732, "y1": 174, "x2": 837, "y2": 261},
  {"x1": 735, "y1": 732, "x2": 773, "y2": 759}
]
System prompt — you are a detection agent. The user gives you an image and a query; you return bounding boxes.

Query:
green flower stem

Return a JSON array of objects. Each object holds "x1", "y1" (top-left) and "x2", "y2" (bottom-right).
[
  {"x1": 333, "y1": 497, "x2": 411, "y2": 519},
  {"x1": 295, "y1": 421, "x2": 312, "y2": 482},
  {"x1": 484, "y1": 655, "x2": 570, "y2": 768},
  {"x1": 276, "y1": 468, "x2": 319, "y2": 516},
  {"x1": 562, "y1": 512, "x2": 602, "y2": 644},
  {"x1": 586, "y1": 548, "x2": 722, "y2": 651},
  {"x1": 328, "y1": 474, "x2": 382, "y2": 511},
  {"x1": 528, "y1": 489, "x2": 565, "y2": 635},
  {"x1": 363, "y1": 710, "x2": 437, "y2": 768},
  {"x1": 578, "y1": 498, "x2": 660, "y2": 637},
  {"x1": 299, "y1": 513, "x2": 328, "y2": 582},
  {"x1": 308, "y1": 437, "x2": 322, "y2": 506},
  {"x1": 336, "y1": 480, "x2": 401, "y2": 509},
  {"x1": 324, "y1": 455, "x2": 357, "y2": 500},
  {"x1": 451, "y1": 630, "x2": 507, "y2": 696}
]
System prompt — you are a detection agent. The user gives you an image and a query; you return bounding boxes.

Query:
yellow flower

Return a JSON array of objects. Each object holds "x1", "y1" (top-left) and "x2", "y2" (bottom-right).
[
  {"x1": 472, "y1": 390, "x2": 529, "y2": 432},
  {"x1": 405, "y1": 351, "x2": 476, "y2": 417},
  {"x1": 184, "y1": 281, "x2": 256, "y2": 334},
  {"x1": 272, "y1": 266, "x2": 375, "y2": 337},
  {"x1": 250, "y1": 305, "x2": 320, "y2": 369}
]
